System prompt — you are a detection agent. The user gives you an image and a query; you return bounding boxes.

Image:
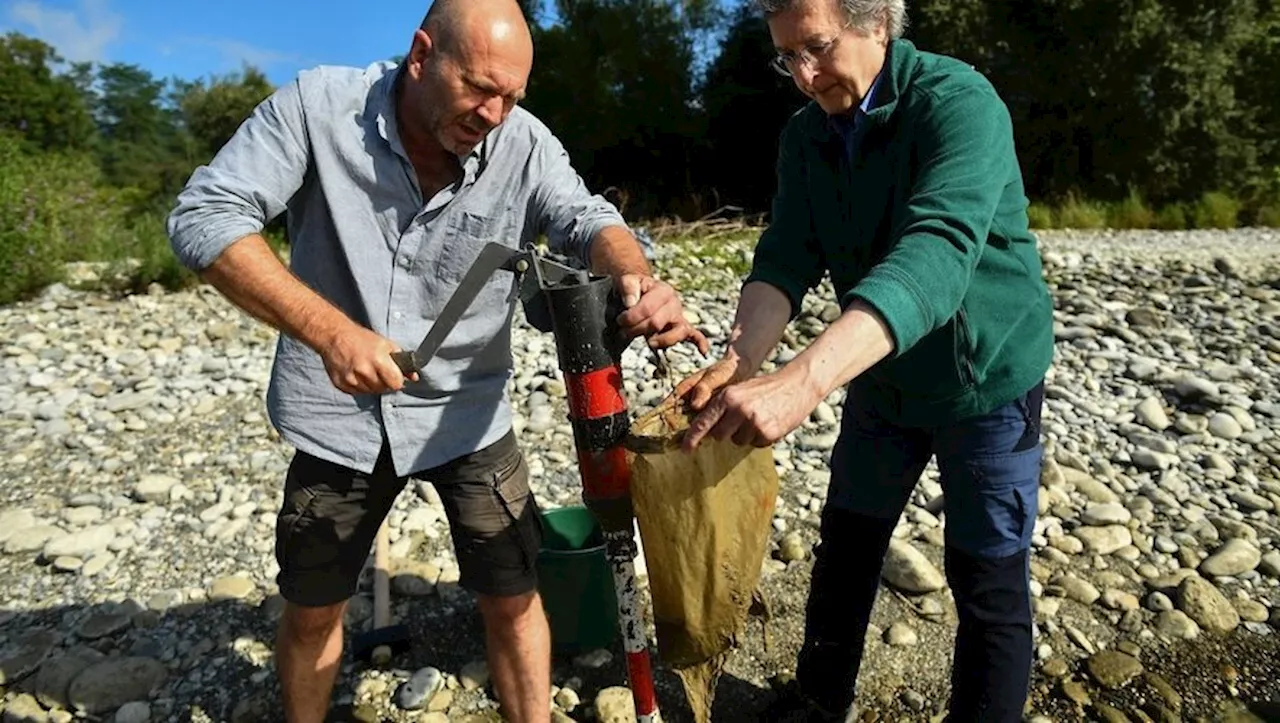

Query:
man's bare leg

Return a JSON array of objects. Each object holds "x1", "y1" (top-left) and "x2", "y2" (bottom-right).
[
  {"x1": 278, "y1": 601, "x2": 347, "y2": 723},
  {"x1": 478, "y1": 591, "x2": 551, "y2": 723}
]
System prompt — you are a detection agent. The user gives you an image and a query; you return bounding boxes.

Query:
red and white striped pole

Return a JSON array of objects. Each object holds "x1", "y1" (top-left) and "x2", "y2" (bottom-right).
[{"x1": 540, "y1": 274, "x2": 662, "y2": 722}]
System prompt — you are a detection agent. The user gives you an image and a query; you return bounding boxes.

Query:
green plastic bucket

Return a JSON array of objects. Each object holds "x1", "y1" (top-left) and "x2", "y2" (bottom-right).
[{"x1": 536, "y1": 506, "x2": 619, "y2": 654}]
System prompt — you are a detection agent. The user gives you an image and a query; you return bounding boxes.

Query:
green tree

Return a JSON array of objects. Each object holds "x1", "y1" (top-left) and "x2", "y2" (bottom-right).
[
  {"x1": 92, "y1": 63, "x2": 174, "y2": 186},
  {"x1": 524, "y1": 0, "x2": 713, "y2": 218},
  {"x1": 175, "y1": 65, "x2": 275, "y2": 158},
  {"x1": 697, "y1": 3, "x2": 806, "y2": 212},
  {"x1": 1230, "y1": 0, "x2": 1280, "y2": 204},
  {"x1": 910, "y1": 0, "x2": 1276, "y2": 205},
  {"x1": 0, "y1": 33, "x2": 96, "y2": 151},
  {"x1": 89, "y1": 62, "x2": 193, "y2": 210}
]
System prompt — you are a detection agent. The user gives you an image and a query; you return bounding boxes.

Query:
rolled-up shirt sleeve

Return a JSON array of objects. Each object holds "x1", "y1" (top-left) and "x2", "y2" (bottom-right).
[
  {"x1": 167, "y1": 78, "x2": 311, "y2": 271},
  {"x1": 526, "y1": 132, "x2": 626, "y2": 269}
]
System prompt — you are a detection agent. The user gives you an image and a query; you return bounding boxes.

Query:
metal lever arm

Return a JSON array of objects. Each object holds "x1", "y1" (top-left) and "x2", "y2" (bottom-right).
[
  {"x1": 391, "y1": 242, "x2": 522, "y2": 375},
  {"x1": 390, "y1": 243, "x2": 595, "y2": 376}
]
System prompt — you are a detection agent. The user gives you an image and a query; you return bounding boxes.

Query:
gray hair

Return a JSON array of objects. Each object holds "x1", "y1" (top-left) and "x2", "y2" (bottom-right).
[{"x1": 754, "y1": 0, "x2": 908, "y2": 40}]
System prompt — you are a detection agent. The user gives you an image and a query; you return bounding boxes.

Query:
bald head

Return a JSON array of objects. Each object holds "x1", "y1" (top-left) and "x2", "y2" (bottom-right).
[
  {"x1": 420, "y1": 0, "x2": 533, "y2": 64},
  {"x1": 399, "y1": 0, "x2": 534, "y2": 156}
]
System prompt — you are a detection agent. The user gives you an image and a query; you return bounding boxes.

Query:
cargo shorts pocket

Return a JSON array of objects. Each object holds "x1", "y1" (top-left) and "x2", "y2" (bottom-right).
[
  {"x1": 490, "y1": 453, "x2": 542, "y2": 570},
  {"x1": 941, "y1": 445, "x2": 1042, "y2": 560},
  {"x1": 440, "y1": 446, "x2": 543, "y2": 595},
  {"x1": 274, "y1": 481, "x2": 349, "y2": 579}
]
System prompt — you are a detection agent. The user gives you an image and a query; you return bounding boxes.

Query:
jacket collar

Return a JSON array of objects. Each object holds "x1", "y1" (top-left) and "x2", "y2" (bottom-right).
[{"x1": 800, "y1": 37, "x2": 919, "y2": 141}]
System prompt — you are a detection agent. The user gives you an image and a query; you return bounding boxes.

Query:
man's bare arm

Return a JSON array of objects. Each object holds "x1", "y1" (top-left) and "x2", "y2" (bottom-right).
[
  {"x1": 588, "y1": 225, "x2": 709, "y2": 353},
  {"x1": 676, "y1": 280, "x2": 792, "y2": 409},
  {"x1": 201, "y1": 235, "x2": 347, "y2": 349},
  {"x1": 200, "y1": 235, "x2": 410, "y2": 394}
]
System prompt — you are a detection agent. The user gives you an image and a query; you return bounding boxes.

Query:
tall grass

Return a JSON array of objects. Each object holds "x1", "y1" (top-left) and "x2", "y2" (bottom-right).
[
  {"x1": 1026, "y1": 188, "x2": 1279, "y2": 230},
  {"x1": 1109, "y1": 189, "x2": 1156, "y2": 229},
  {"x1": 1191, "y1": 192, "x2": 1240, "y2": 229},
  {"x1": 1054, "y1": 194, "x2": 1109, "y2": 229}
]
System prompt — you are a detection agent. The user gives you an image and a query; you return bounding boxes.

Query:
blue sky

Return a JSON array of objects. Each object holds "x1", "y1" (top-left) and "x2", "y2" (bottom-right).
[{"x1": 1, "y1": 0, "x2": 440, "y2": 85}]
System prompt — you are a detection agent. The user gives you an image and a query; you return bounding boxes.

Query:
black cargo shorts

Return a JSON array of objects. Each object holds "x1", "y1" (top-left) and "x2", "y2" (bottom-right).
[{"x1": 274, "y1": 430, "x2": 543, "y2": 607}]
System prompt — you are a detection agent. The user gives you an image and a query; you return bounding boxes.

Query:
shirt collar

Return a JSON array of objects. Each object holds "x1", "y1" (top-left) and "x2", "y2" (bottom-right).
[
  {"x1": 376, "y1": 61, "x2": 487, "y2": 175},
  {"x1": 827, "y1": 70, "x2": 883, "y2": 135},
  {"x1": 860, "y1": 72, "x2": 881, "y2": 115}
]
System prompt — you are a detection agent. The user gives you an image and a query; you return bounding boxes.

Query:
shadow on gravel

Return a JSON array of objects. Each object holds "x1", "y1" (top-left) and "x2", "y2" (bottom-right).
[
  {"x1": 0, "y1": 588, "x2": 774, "y2": 723},
  {"x1": 348, "y1": 588, "x2": 775, "y2": 723},
  {"x1": 0, "y1": 597, "x2": 279, "y2": 722}
]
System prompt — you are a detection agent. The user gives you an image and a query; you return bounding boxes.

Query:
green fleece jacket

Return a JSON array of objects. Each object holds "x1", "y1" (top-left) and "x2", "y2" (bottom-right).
[{"x1": 745, "y1": 39, "x2": 1054, "y2": 425}]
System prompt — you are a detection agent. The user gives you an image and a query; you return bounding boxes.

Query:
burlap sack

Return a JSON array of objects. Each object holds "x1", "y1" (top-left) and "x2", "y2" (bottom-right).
[{"x1": 626, "y1": 400, "x2": 779, "y2": 722}]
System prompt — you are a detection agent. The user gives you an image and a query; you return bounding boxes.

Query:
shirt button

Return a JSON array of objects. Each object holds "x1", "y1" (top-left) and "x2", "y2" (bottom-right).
[
  {"x1": 393, "y1": 312, "x2": 403, "y2": 320},
  {"x1": 398, "y1": 255, "x2": 411, "y2": 269}
]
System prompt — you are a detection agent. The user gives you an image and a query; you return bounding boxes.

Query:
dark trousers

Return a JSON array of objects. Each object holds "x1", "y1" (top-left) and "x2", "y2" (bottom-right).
[{"x1": 796, "y1": 381, "x2": 1044, "y2": 722}]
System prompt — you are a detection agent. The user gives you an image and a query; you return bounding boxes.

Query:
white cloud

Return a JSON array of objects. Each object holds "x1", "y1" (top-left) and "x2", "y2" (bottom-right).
[
  {"x1": 5, "y1": 0, "x2": 123, "y2": 63},
  {"x1": 188, "y1": 37, "x2": 308, "y2": 74}
]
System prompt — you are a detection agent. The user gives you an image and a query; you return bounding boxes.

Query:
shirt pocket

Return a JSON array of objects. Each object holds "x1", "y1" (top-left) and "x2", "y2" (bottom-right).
[{"x1": 439, "y1": 208, "x2": 516, "y2": 283}]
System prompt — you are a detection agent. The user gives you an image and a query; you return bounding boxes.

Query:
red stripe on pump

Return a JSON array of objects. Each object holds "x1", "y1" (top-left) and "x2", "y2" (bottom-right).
[
  {"x1": 564, "y1": 367, "x2": 627, "y2": 419},
  {"x1": 626, "y1": 651, "x2": 658, "y2": 714},
  {"x1": 576, "y1": 447, "x2": 631, "y2": 499}
]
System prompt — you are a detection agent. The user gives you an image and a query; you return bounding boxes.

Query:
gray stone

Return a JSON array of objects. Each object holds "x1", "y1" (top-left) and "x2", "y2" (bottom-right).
[
  {"x1": 459, "y1": 660, "x2": 490, "y2": 691},
  {"x1": 1081, "y1": 503, "x2": 1132, "y2": 526},
  {"x1": 881, "y1": 540, "x2": 945, "y2": 594},
  {"x1": 594, "y1": 686, "x2": 635, "y2": 723},
  {"x1": 1056, "y1": 574, "x2": 1100, "y2": 605},
  {"x1": 1177, "y1": 576, "x2": 1240, "y2": 634},
  {"x1": 884, "y1": 621, "x2": 918, "y2": 646},
  {"x1": 31, "y1": 646, "x2": 107, "y2": 708},
  {"x1": 133, "y1": 475, "x2": 179, "y2": 504},
  {"x1": 208, "y1": 576, "x2": 255, "y2": 601},
  {"x1": 1074, "y1": 525, "x2": 1133, "y2": 555},
  {"x1": 0, "y1": 629, "x2": 60, "y2": 685},
  {"x1": 1135, "y1": 397, "x2": 1170, "y2": 431},
  {"x1": 2, "y1": 693, "x2": 47, "y2": 722},
  {"x1": 1259, "y1": 551, "x2": 1280, "y2": 578},
  {"x1": 395, "y1": 667, "x2": 444, "y2": 711},
  {"x1": 1086, "y1": 650, "x2": 1143, "y2": 689},
  {"x1": 1207, "y1": 412, "x2": 1243, "y2": 439},
  {"x1": 1199, "y1": 538, "x2": 1261, "y2": 577},
  {"x1": 115, "y1": 702, "x2": 152, "y2": 723},
  {"x1": 778, "y1": 532, "x2": 808, "y2": 563},
  {"x1": 43, "y1": 525, "x2": 115, "y2": 559},
  {"x1": 67, "y1": 657, "x2": 168, "y2": 715}
]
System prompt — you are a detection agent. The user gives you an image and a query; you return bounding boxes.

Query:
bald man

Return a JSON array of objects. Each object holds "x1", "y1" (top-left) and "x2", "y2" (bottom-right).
[{"x1": 167, "y1": 1, "x2": 706, "y2": 721}]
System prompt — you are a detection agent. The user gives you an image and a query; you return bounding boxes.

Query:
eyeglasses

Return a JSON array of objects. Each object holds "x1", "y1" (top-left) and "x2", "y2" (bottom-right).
[{"x1": 769, "y1": 20, "x2": 854, "y2": 77}]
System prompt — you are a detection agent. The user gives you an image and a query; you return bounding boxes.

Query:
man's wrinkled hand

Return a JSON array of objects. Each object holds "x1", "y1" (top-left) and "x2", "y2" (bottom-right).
[
  {"x1": 320, "y1": 324, "x2": 418, "y2": 395},
  {"x1": 680, "y1": 364, "x2": 821, "y2": 453},
  {"x1": 672, "y1": 356, "x2": 746, "y2": 412},
  {"x1": 615, "y1": 274, "x2": 710, "y2": 355}
]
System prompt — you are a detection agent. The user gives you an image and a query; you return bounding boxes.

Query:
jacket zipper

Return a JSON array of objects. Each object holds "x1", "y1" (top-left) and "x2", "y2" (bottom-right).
[{"x1": 956, "y1": 307, "x2": 977, "y2": 387}]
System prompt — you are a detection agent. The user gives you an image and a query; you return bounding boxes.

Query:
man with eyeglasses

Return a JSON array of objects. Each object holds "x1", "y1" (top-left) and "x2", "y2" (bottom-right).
[
  {"x1": 673, "y1": 0, "x2": 1054, "y2": 721},
  {"x1": 167, "y1": 0, "x2": 706, "y2": 721}
]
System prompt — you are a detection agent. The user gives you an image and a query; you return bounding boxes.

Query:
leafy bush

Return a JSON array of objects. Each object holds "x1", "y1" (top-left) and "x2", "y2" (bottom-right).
[
  {"x1": 1154, "y1": 203, "x2": 1189, "y2": 230},
  {"x1": 1191, "y1": 192, "x2": 1241, "y2": 229},
  {"x1": 1254, "y1": 198, "x2": 1280, "y2": 227},
  {"x1": 0, "y1": 132, "x2": 195, "y2": 303},
  {"x1": 0, "y1": 133, "x2": 84, "y2": 303}
]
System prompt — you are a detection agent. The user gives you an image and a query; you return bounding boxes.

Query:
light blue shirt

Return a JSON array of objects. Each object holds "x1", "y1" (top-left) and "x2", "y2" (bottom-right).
[{"x1": 168, "y1": 61, "x2": 627, "y2": 475}]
